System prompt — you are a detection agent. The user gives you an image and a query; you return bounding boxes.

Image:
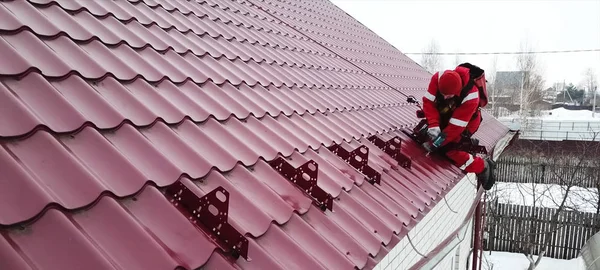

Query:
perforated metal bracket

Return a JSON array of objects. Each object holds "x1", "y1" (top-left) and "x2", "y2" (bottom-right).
[
  {"x1": 327, "y1": 144, "x2": 382, "y2": 185},
  {"x1": 269, "y1": 157, "x2": 334, "y2": 211},
  {"x1": 368, "y1": 135, "x2": 412, "y2": 169},
  {"x1": 165, "y1": 182, "x2": 249, "y2": 260}
]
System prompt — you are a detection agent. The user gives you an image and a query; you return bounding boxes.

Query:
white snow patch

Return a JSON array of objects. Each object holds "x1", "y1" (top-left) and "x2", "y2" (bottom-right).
[
  {"x1": 490, "y1": 183, "x2": 598, "y2": 214},
  {"x1": 497, "y1": 108, "x2": 600, "y2": 140},
  {"x1": 542, "y1": 108, "x2": 600, "y2": 121},
  {"x1": 484, "y1": 251, "x2": 586, "y2": 270},
  {"x1": 498, "y1": 108, "x2": 600, "y2": 121}
]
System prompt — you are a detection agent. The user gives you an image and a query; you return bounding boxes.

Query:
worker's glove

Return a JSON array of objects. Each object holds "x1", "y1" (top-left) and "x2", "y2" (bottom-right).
[
  {"x1": 427, "y1": 127, "x2": 441, "y2": 140},
  {"x1": 422, "y1": 142, "x2": 435, "y2": 153}
]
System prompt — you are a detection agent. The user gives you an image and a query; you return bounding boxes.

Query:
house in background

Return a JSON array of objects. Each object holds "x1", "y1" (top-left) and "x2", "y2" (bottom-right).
[
  {"x1": 543, "y1": 85, "x2": 560, "y2": 104},
  {"x1": 493, "y1": 71, "x2": 552, "y2": 113},
  {"x1": 0, "y1": 0, "x2": 515, "y2": 269}
]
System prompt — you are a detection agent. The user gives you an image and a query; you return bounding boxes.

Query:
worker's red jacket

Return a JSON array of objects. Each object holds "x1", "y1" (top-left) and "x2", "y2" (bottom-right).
[{"x1": 422, "y1": 66, "x2": 482, "y2": 147}]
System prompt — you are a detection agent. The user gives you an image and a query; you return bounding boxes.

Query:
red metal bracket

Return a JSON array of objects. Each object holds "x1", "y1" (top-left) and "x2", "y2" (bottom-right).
[
  {"x1": 268, "y1": 157, "x2": 334, "y2": 211},
  {"x1": 368, "y1": 135, "x2": 412, "y2": 169},
  {"x1": 165, "y1": 182, "x2": 249, "y2": 260},
  {"x1": 327, "y1": 144, "x2": 382, "y2": 185}
]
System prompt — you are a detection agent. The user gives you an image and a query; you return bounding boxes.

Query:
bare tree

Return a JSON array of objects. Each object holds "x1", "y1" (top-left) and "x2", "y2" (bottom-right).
[
  {"x1": 583, "y1": 68, "x2": 598, "y2": 113},
  {"x1": 515, "y1": 39, "x2": 546, "y2": 130},
  {"x1": 420, "y1": 39, "x2": 442, "y2": 74},
  {"x1": 487, "y1": 55, "x2": 499, "y2": 117},
  {"x1": 486, "y1": 136, "x2": 600, "y2": 270},
  {"x1": 584, "y1": 68, "x2": 597, "y2": 93},
  {"x1": 453, "y1": 50, "x2": 462, "y2": 67},
  {"x1": 567, "y1": 134, "x2": 600, "y2": 214}
]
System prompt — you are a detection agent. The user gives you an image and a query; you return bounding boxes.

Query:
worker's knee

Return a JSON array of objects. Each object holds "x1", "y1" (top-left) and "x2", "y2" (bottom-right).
[{"x1": 444, "y1": 150, "x2": 485, "y2": 174}]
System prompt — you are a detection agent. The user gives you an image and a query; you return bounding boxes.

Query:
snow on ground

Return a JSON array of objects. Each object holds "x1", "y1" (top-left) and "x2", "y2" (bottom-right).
[
  {"x1": 542, "y1": 108, "x2": 599, "y2": 121},
  {"x1": 490, "y1": 182, "x2": 598, "y2": 213},
  {"x1": 498, "y1": 108, "x2": 600, "y2": 121},
  {"x1": 484, "y1": 251, "x2": 585, "y2": 270},
  {"x1": 497, "y1": 108, "x2": 600, "y2": 140}
]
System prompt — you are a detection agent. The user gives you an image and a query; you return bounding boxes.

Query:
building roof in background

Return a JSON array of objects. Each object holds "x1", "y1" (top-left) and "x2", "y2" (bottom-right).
[{"x1": 0, "y1": 0, "x2": 509, "y2": 269}]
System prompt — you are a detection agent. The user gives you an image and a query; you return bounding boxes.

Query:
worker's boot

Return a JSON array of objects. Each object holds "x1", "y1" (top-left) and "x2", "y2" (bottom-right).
[{"x1": 477, "y1": 158, "x2": 496, "y2": 190}]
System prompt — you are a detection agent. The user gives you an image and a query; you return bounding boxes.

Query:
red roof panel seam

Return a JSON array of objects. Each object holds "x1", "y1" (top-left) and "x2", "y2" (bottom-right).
[
  {"x1": 266, "y1": 5, "x2": 391, "y2": 52},
  {"x1": 244, "y1": 0, "x2": 416, "y2": 100},
  {"x1": 1, "y1": 13, "x2": 347, "y2": 71},
  {"x1": 0, "y1": 92, "x2": 412, "y2": 138},
  {"x1": 28, "y1": 0, "x2": 331, "y2": 55}
]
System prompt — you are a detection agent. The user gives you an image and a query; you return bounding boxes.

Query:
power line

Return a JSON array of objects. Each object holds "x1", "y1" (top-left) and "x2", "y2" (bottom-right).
[{"x1": 404, "y1": 48, "x2": 600, "y2": 55}]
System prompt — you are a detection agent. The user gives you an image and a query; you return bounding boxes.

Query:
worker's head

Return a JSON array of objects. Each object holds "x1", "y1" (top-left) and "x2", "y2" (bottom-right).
[{"x1": 438, "y1": 70, "x2": 463, "y2": 98}]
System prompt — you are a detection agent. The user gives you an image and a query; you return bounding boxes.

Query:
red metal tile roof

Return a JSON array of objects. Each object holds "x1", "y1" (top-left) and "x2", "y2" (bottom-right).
[{"x1": 0, "y1": 0, "x2": 510, "y2": 269}]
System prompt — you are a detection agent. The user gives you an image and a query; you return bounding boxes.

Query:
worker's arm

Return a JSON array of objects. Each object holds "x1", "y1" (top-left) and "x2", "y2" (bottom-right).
[
  {"x1": 422, "y1": 72, "x2": 441, "y2": 128},
  {"x1": 439, "y1": 88, "x2": 479, "y2": 147}
]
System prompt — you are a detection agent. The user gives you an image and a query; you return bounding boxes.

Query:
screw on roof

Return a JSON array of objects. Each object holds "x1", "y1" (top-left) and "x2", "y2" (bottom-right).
[
  {"x1": 268, "y1": 157, "x2": 334, "y2": 212},
  {"x1": 368, "y1": 135, "x2": 412, "y2": 169},
  {"x1": 327, "y1": 144, "x2": 382, "y2": 185},
  {"x1": 164, "y1": 181, "x2": 250, "y2": 260}
]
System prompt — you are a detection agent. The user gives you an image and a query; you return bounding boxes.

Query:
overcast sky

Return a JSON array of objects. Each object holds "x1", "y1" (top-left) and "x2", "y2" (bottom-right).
[{"x1": 331, "y1": 0, "x2": 600, "y2": 89}]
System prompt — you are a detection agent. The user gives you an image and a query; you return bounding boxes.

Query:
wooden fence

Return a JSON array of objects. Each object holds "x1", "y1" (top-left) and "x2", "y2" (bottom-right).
[
  {"x1": 495, "y1": 155, "x2": 600, "y2": 188},
  {"x1": 484, "y1": 201, "x2": 600, "y2": 259}
]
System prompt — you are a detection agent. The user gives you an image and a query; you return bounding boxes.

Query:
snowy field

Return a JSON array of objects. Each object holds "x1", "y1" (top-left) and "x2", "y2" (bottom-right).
[
  {"x1": 490, "y1": 182, "x2": 598, "y2": 213},
  {"x1": 531, "y1": 108, "x2": 599, "y2": 121},
  {"x1": 497, "y1": 108, "x2": 600, "y2": 141},
  {"x1": 498, "y1": 108, "x2": 600, "y2": 121},
  {"x1": 484, "y1": 251, "x2": 585, "y2": 270}
]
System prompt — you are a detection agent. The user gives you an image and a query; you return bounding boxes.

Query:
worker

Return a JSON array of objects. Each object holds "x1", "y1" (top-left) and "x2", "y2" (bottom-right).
[{"x1": 421, "y1": 63, "x2": 496, "y2": 190}]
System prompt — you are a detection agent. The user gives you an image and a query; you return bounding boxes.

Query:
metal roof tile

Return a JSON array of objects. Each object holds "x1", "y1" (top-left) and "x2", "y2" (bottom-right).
[
  {"x1": 0, "y1": 84, "x2": 44, "y2": 136},
  {"x1": 0, "y1": 0, "x2": 512, "y2": 269},
  {"x1": 138, "y1": 3, "x2": 190, "y2": 32},
  {"x1": 308, "y1": 196, "x2": 382, "y2": 255},
  {"x1": 0, "y1": 4, "x2": 22, "y2": 31},
  {"x1": 0, "y1": 33, "x2": 65, "y2": 76},
  {"x1": 70, "y1": 196, "x2": 180, "y2": 270},
  {"x1": 4, "y1": 131, "x2": 107, "y2": 209},
  {"x1": 103, "y1": 124, "x2": 183, "y2": 182},
  {"x1": 130, "y1": 22, "x2": 177, "y2": 50},
  {"x1": 99, "y1": 185, "x2": 218, "y2": 268},
  {"x1": 0, "y1": 234, "x2": 32, "y2": 270},
  {"x1": 138, "y1": 121, "x2": 218, "y2": 177},
  {"x1": 254, "y1": 222, "x2": 328, "y2": 270},
  {"x1": 4, "y1": 209, "x2": 116, "y2": 270},
  {"x1": 224, "y1": 164, "x2": 296, "y2": 224},
  {"x1": 353, "y1": 183, "x2": 406, "y2": 233},
  {"x1": 88, "y1": 77, "x2": 161, "y2": 125},
  {"x1": 300, "y1": 204, "x2": 371, "y2": 268},
  {"x1": 232, "y1": 239, "x2": 287, "y2": 270},
  {"x1": 335, "y1": 190, "x2": 394, "y2": 244},
  {"x1": 166, "y1": 29, "x2": 209, "y2": 55},
  {"x1": 280, "y1": 214, "x2": 358, "y2": 269},
  {"x1": 1, "y1": 1, "x2": 61, "y2": 36},
  {"x1": 0, "y1": 146, "x2": 54, "y2": 226},
  {"x1": 159, "y1": 0, "x2": 192, "y2": 14},
  {"x1": 1, "y1": 74, "x2": 85, "y2": 134}
]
